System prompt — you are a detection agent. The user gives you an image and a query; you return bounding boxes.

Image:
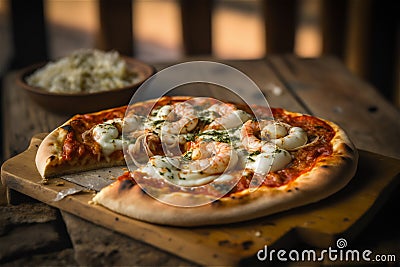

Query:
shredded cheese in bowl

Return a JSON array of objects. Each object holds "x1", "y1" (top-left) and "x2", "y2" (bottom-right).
[{"x1": 26, "y1": 49, "x2": 139, "y2": 94}]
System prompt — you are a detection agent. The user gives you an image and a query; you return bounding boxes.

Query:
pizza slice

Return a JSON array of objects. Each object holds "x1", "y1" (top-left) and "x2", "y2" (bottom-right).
[{"x1": 36, "y1": 106, "x2": 127, "y2": 178}]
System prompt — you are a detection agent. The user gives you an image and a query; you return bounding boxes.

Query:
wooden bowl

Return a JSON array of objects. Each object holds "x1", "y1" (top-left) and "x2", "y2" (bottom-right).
[{"x1": 16, "y1": 57, "x2": 155, "y2": 114}]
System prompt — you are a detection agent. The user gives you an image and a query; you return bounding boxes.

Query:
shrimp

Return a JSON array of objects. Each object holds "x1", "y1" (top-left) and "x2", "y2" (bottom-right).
[
  {"x1": 258, "y1": 121, "x2": 308, "y2": 150},
  {"x1": 241, "y1": 120, "x2": 308, "y2": 151},
  {"x1": 159, "y1": 133, "x2": 187, "y2": 156},
  {"x1": 160, "y1": 102, "x2": 199, "y2": 134},
  {"x1": 240, "y1": 120, "x2": 268, "y2": 152},
  {"x1": 180, "y1": 141, "x2": 238, "y2": 177},
  {"x1": 155, "y1": 105, "x2": 174, "y2": 120},
  {"x1": 241, "y1": 121, "x2": 293, "y2": 174},
  {"x1": 146, "y1": 141, "x2": 238, "y2": 186},
  {"x1": 246, "y1": 142, "x2": 292, "y2": 174},
  {"x1": 127, "y1": 132, "x2": 162, "y2": 166},
  {"x1": 206, "y1": 103, "x2": 251, "y2": 130}
]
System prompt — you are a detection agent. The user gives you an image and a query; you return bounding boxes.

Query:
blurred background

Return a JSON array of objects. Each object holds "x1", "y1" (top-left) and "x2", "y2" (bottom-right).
[{"x1": 0, "y1": 0, "x2": 398, "y2": 106}]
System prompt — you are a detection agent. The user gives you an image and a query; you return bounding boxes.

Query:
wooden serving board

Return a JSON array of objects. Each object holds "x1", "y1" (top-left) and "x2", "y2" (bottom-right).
[{"x1": 1, "y1": 134, "x2": 400, "y2": 266}]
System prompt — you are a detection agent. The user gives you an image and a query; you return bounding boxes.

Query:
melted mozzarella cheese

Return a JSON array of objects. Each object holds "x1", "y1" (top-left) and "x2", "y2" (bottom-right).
[
  {"x1": 247, "y1": 147, "x2": 292, "y2": 174},
  {"x1": 92, "y1": 119, "x2": 123, "y2": 158},
  {"x1": 146, "y1": 155, "x2": 221, "y2": 187},
  {"x1": 123, "y1": 115, "x2": 143, "y2": 132},
  {"x1": 226, "y1": 110, "x2": 252, "y2": 129}
]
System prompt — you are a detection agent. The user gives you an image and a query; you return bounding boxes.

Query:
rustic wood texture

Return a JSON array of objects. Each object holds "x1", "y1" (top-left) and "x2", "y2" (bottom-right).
[
  {"x1": 267, "y1": 55, "x2": 400, "y2": 159},
  {"x1": 2, "y1": 135, "x2": 400, "y2": 266},
  {"x1": 61, "y1": 211, "x2": 193, "y2": 266},
  {"x1": 2, "y1": 73, "x2": 70, "y2": 160}
]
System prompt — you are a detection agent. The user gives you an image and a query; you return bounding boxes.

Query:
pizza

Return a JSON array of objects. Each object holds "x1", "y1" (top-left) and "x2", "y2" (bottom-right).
[
  {"x1": 35, "y1": 105, "x2": 127, "y2": 178},
  {"x1": 36, "y1": 96, "x2": 358, "y2": 226}
]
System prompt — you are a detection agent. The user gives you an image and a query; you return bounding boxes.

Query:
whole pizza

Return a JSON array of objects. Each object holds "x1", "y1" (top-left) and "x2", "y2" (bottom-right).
[{"x1": 36, "y1": 96, "x2": 358, "y2": 226}]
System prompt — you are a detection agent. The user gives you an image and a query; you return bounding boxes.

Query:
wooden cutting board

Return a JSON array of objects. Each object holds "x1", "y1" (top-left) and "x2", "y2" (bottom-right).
[{"x1": 2, "y1": 134, "x2": 400, "y2": 266}]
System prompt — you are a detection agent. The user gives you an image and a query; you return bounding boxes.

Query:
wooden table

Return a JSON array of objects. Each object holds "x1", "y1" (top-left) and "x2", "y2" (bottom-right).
[{"x1": 1, "y1": 56, "x2": 400, "y2": 265}]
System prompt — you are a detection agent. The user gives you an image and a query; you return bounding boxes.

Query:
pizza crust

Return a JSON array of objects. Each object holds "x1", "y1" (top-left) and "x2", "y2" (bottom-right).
[
  {"x1": 36, "y1": 122, "x2": 69, "y2": 177},
  {"x1": 93, "y1": 116, "x2": 358, "y2": 226}
]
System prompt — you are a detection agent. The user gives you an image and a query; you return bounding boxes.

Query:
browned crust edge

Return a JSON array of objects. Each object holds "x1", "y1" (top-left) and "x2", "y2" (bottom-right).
[{"x1": 35, "y1": 126, "x2": 66, "y2": 178}]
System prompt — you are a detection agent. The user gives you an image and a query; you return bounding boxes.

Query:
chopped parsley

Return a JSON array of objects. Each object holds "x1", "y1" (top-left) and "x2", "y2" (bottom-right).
[
  {"x1": 151, "y1": 119, "x2": 165, "y2": 126},
  {"x1": 198, "y1": 130, "x2": 232, "y2": 143},
  {"x1": 197, "y1": 110, "x2": 219, "y2": 124},
  {"x1": 247, "y1": 157, "x2": 255, "y2": 162},
  {"x1": 184, "y1": 133, "x2": 196, "y2": 142},
  {"x1": 247, "y1": 150, "x2": 261, "y2": 161},
  {"x1": 199, "y1": 116, "x2": 214, "y2": 124},
  {"x1": 249, "y1": 150, "x2": 261, "y2": 156},
  {"x1": 182, "y1": 151, "x2": 193, "y2": 161}
]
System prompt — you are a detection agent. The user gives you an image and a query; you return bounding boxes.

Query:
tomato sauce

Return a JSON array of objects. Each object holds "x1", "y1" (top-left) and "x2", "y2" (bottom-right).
[{"x1": 61, "y1": 106, "x2": 127, "y2": 161}]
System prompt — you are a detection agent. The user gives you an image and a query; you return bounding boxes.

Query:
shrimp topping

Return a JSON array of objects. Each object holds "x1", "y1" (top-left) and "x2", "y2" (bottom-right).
[
  {"x1": 246, "y1": 143, "x2": 292, "y2": 174},
  {"x1": 159, "y1": 133, "x2": 186, "y2": 157},
  {"x1": 160, "y1": 102, "x2": 199, "y2": 134},
  {"x1": 127, "y1": 132, "x2": 162, "y2": 166},
  {"x1": 181, "y1": 141, "x2": 238, "y2": 176},
  {"x1": 206, "y1": 103, "x2": 251, "y2": 130},
  {"x1": 241, "y1": 120, "x2": 308, "y2": 151},
  {"x1": 241, "y1": 119, "x2": 307, "y2": 174},
  {"x1": 147, "y1": 141, "x2": 238, "y2": 186}
]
